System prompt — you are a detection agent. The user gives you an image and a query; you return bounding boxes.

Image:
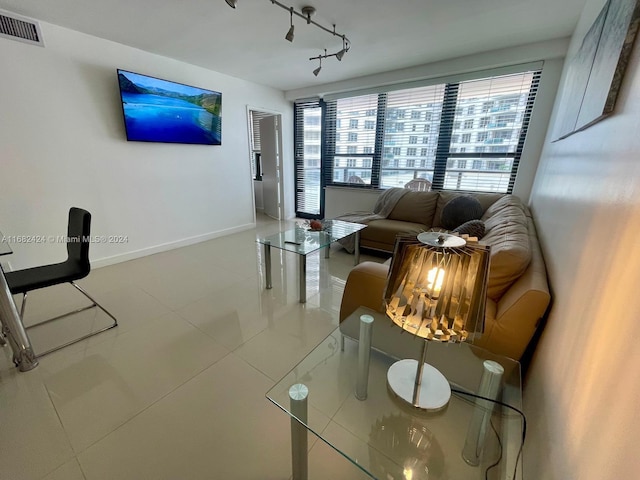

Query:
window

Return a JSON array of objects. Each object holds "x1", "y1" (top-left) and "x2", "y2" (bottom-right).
[
  {"x1": 349, "y1": 119, "x2": 359, "y2": 128},
  {"x1": 347, "y1": 158, "x2": 357, "y2": 167},
  {"x1": 296, "y1": 69, "x2": 540, "y2": 206},
  {"x1": 366, "y1": 109, "x2": 376, "y2": 116},
  {"x1": 347, "y1": 146, "x2": 357, "y2": 154}
]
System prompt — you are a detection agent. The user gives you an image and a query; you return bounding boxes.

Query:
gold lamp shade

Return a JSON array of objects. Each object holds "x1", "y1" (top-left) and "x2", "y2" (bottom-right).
[
  {"x1": 385, "y1": 232, "x2": 490, "y2": 343},
  {"x1": 383, "y1": 232, "x2": 490, "y2": 410}
]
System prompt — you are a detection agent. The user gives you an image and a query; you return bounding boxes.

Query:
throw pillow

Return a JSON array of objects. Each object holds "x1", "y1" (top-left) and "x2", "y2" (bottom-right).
[
  {"x1": 453, "y1": 219, "x2": 485, "y2": 239},
  {"x1": 440, "y1": 195, "x2": 483, "y2": 230}
]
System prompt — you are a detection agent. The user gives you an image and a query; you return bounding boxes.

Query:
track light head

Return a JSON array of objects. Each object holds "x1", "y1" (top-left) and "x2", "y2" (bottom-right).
[
  {"x1": 285, "y1": 7, "x2": 294, "y2": 42},
  {"x1": 225, "y1": 0, "x2": 237, "y2": 8},
  {"x1": 313, "y1": 53, "x2": 323, "y2": 76},
  {"x1": 285, "y1": 25, "x2": 295, "y2": 42},
  {"x1": 335, "y1": 49, "x2": 345, "y2": 61}
]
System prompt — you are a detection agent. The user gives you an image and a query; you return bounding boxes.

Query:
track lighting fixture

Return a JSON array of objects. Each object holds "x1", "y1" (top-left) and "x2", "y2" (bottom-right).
[
  {"x1": 285, "y1": 7, "x2": 294, "y2": 42},
  {"x1": 313, "y1": 51, "x2": 324, "y2": 76},
  {"x1": 335, "y1": 39, "x2": 346, "y2": 61},
  {"x1": 225, "y1": 0, "x2": 351, "y2": 75}
]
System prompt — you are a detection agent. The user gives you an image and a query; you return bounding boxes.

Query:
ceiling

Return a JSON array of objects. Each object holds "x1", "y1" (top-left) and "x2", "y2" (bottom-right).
[{"x1": 0, "y1": 0, "x2": 587, "y2": 92}]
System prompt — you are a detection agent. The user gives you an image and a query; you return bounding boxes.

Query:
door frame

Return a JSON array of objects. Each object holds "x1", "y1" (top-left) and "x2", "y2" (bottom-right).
[{"x1": 246, "y1": 105, "x2": 285, "y2": 224}]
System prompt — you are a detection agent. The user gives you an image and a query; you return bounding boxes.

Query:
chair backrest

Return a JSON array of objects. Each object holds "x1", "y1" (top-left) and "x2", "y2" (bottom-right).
[
  {"x1": 66, "y1": 207, "x2": 91, "y2": 272},
  {"x1": 404, "y1": 178, "x2": 432, "y2": 191}
]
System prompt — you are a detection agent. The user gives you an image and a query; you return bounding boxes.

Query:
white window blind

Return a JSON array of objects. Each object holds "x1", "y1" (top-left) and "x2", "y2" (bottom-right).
[{"x1": 320, "y1": 69, "x2": 540, "y2": 194}]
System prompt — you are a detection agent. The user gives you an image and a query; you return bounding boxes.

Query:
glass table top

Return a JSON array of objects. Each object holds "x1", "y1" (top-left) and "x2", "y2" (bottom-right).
[
  {"x1": 266, "y1": 307, "x2": 523, "y2": 480},
  {"x1": 256, "y1": 220, "x2": 366, "y2": 256},
  {"x1": 0, "y1": 231, "x2": 13, "y2": 256}
]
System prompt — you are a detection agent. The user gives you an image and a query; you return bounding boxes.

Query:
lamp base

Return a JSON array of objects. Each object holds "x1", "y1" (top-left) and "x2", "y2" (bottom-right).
[{"x1": 387, "y1": 359, "x2": 451, "y2": 411}]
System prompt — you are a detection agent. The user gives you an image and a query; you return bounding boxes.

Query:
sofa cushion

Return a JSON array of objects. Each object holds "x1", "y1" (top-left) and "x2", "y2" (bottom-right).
[
  {"x1": 479, "y1": 195, "x2": 531, "y2": 300},
  {"x1": 387, "y1": 191, "x2": 438, "y2": 226},
  {"x1": 453, "y1": 219, "x2": 485, "y2": 239},
  {"x1": 362, "y1": 218, "x2": 427, "y2": 249},
  {"x1": 440, "y1": 195, "x2": 483, "y2": 229},
  {"x1": 432, "y1": 192, "x2": 502, "y2": 228}
]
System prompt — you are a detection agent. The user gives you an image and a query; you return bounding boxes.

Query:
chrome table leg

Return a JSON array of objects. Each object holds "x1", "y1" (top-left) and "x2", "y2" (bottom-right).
[{"x1": 0, "y1": 265, "x2": 38, "y2": 371}]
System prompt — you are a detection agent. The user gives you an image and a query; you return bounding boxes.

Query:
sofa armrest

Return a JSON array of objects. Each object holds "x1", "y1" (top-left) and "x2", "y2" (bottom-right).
[
  {"x1": 339, "y1": 262, "x2": 389, "y2": 322},
  {"x1": 474, "y1": 217, "x2": 551, "y2": 359}
]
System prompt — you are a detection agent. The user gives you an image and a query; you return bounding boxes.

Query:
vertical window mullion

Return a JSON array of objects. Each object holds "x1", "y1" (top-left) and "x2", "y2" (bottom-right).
[
  {"x1": 372, "y1": 93, "x2": 387, "y2": 188},
  {"x1": 433, "y1": 83, "x2": 459, "y2": 189}
]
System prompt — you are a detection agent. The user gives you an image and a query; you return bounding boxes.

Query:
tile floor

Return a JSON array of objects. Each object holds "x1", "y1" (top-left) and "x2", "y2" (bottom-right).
[{"x1": 0, "y1": 214, "x2": 385, "y2": 480}]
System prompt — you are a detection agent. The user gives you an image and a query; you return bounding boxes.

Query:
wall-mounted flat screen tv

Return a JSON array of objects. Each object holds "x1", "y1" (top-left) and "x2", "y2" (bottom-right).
[{"x1": 117, "y1": 69, "x2": 222, "y2": 145}]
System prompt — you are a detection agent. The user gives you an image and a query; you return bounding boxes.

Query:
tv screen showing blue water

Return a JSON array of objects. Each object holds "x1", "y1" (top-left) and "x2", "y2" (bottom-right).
[{"x1": 117, "y1": 69, "x2": 222, "y2": 145}]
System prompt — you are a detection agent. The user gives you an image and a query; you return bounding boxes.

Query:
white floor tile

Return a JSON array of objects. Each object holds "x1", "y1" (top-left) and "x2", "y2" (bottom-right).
[
  {"x1": 78, "y1": 354, "x2": 291, "y2": 480},
  {"x1": 0, "y1": 214, "x2": 369, "y2": 479}
]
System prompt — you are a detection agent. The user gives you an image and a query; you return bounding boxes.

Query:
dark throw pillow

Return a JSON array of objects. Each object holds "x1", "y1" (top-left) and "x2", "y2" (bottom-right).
[
  {"x1": 440, "y1": 195, "x2": 483, "y2": 230},
  {"x1": 452, "y1": 219, "x2": 485, "y2": 239}
]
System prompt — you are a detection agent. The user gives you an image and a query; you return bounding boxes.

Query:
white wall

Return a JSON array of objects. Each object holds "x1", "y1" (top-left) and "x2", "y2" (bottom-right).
[
  {"x1": 310, "y1": 44, "x2": 566, "y2": 216},
  {"x1": 0, "y1": 21, "x2": 292, "y2": 270},
  {"x1": 526, "y1": 0, "x2": 640, "y2": 478}
]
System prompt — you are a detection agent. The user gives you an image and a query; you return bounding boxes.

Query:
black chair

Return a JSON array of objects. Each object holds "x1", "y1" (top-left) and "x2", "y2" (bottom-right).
[{"x1": 3, "y1": 207, "x2": 117, "y2": 357}]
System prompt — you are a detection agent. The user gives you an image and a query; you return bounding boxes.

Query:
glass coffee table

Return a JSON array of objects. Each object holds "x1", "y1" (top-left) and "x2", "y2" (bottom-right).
[
  {"x1": 257, "y1": 220, "x2": 366, "y2": 303},
  {"x1": 267, "y1": 307, "x2": 524, "y2": 480}
]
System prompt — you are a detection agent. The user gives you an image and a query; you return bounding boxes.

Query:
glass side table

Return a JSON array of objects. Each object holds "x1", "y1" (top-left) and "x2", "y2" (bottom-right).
[{"x1": 267, "y1": 307, "x2": 523, "y2": 480}]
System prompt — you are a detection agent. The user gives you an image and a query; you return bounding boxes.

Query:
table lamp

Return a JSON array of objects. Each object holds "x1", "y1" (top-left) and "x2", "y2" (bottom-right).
[{"x1": 384, "y1": 232, "x2": 490, "y2": 410}]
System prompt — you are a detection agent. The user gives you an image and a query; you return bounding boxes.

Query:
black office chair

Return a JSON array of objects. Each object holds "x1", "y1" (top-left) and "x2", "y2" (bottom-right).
[{"x1": 3, "y1": 207, "x2": 118, "y2": 357}]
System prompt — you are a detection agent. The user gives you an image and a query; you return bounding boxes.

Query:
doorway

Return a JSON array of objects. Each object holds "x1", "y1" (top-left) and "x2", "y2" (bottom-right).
[{"x1": 247, "y1": 107, "x2": 284, "y2": 220}]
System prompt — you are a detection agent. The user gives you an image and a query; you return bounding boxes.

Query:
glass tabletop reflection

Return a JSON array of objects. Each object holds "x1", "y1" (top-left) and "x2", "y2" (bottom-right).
[{"x1": 256, "y1": 220, "x2": 366, "y2": 256}]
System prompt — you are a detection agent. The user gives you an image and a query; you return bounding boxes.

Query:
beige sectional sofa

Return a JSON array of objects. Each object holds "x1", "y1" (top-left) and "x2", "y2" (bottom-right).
[{"x1": 339, "y1": 190, "x2": 551, "y2": 361}]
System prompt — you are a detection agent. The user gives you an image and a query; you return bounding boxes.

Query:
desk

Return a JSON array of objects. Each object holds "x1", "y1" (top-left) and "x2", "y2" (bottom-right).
[
  {"x1": 267, "y1": 308, "x2": 523, "y2": 479},
  {"x1": 0, "y1": 232, "x2": 38, "y2": 371}
]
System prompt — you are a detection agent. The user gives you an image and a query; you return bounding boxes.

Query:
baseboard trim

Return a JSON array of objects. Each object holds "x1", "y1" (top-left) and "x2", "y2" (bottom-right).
[{"x1": 91, "y1": 223, "x2": 256, "y2": 269}]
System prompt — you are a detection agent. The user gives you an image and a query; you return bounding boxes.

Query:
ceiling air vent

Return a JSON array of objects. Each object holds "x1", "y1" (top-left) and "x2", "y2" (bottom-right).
[{"x1": 0, "y1": 9, "x2": 44, "y2": 47}]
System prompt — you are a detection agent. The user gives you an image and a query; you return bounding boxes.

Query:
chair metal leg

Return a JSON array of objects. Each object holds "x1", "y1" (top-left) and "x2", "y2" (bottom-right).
[{"x1": 21, "y1": 282, "x2": 118, "y2": 357}]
